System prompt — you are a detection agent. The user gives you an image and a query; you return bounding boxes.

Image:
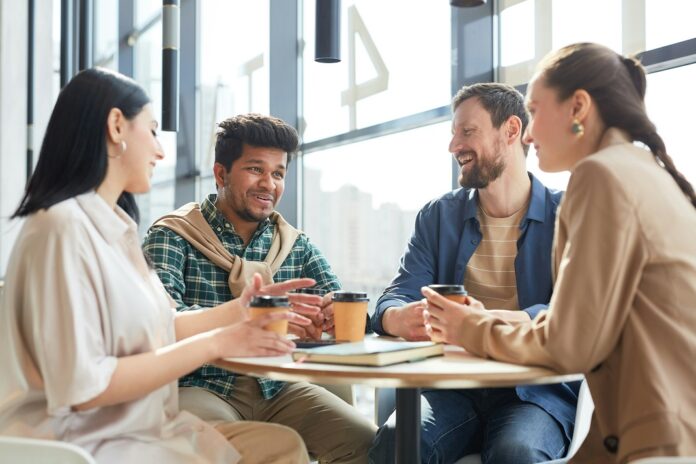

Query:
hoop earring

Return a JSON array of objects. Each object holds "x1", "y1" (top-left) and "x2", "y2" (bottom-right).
[{"x1": 571, "y1": 119, "x2": 585, "y2": 137}]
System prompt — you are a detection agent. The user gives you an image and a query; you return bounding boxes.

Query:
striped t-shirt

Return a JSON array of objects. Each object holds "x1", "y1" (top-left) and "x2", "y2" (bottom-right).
[{"x1": 464, "y1": 203, "x2": 529, "y2": 310}]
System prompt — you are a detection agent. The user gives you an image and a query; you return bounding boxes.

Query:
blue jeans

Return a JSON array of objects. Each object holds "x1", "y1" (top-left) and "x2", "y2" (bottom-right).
[{"x1": 369, "y1": 388, "x2": 568, "y2": 464}]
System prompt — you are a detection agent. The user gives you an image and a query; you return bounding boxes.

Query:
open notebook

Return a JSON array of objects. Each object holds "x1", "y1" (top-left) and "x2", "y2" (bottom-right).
[{"x1": 291, "y1": 339, "x2": 444, "y2": 367}]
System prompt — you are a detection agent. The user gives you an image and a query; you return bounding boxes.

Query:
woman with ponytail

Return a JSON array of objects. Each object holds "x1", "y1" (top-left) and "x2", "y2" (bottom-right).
[{"x1": 420, "y1": 43, "x2": 696, "y2": 463}]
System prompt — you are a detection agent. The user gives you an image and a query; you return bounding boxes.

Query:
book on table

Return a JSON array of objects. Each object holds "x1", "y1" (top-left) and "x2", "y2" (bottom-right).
[{"x1": 291, "y1": 338, "x2": 444, "y2": 367}]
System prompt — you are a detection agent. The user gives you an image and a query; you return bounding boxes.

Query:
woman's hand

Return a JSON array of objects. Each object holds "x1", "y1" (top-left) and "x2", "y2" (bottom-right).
[
  {"x1": 420, "y1": 286, "x2": 485, "y2": 345},
  {"x1": 211, "y1": 311, "x2": 310, "y2": 358}
]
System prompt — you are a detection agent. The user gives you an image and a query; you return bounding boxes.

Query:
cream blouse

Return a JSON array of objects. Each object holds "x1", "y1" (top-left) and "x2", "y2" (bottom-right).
[{"x1": 0, "y1": 192, "x2": 240, "y2": 463}]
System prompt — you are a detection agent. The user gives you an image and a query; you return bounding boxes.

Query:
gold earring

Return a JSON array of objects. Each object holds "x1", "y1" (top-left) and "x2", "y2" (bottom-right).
[{"x1": 571, "y1": 119, "x2": 584, "y2": 137}]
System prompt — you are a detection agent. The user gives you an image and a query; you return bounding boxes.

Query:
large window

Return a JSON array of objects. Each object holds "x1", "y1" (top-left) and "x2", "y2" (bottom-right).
[
  {"x1": 499, "y1": 0, "x2": 696, "y2": 192},
  {"x1": 499, "y1": 0, "x2": 642, "y2": 86},
  {"x1": 302, "y1": 0, "x2": 451, "y2": 142},
  {"x1": 197, "y1": 0, "x2": 270, "y2": 198},
  {"x1": 302, "y1": 122, "x2": 453, "y2": 312},
  {"x1": 646, "y1": 63, "x2": 696, "y2": 185}
]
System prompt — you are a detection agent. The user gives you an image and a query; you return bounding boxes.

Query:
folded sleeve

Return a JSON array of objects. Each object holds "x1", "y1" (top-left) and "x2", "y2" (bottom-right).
[
  {"x1": 455, "y1": 160, "x2": 646, "y2": 374},
  {"x1": 22, "y1": 220, "x2": 118, "y2": 415}
]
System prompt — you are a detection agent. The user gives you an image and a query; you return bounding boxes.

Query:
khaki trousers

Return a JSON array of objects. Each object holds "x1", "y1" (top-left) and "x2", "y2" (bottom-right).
[
  {"x1": 180, "y1": 377, "x2": 377, "y2": 464},
  {"x1": 214, "y1": 421, "x2": 310, "y2": 464}
]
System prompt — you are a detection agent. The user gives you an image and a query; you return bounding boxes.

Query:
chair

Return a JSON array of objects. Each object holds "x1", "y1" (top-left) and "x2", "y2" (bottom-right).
[
  {"x1": 0, "y1": 436, "x2": 96, "y2": 464},
  {"x1": 375, "y1": 379, "x2": 595, "y2": 464}
]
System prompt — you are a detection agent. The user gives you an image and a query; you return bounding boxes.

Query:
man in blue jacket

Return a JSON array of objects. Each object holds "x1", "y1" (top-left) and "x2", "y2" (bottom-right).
[{"x1": 369, "y1": 83, "x2": 579, "y2": 464}]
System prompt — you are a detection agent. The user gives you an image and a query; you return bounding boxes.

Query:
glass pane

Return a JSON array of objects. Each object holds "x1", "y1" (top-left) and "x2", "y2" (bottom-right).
[
  {"x1": 133, "y1": 5, "x2": 177, "y2": 235},
  {"x1": 136, "y1": 0, "x2": 161, "y2": 28},
  {"x1": 198, "y1": 0, "x2": 270, "y2": 178},
  {"x1": 645, "y1": 64, "x2": 696, "y2": 185},
  {"x1": 500, "y1": 0, "x2": 534, "y2": 67},
  {"x1": 302, "y1": 0, "x2": 451, "y2": 142},
  {"x1": 94, "y1": 0, "x2": 118, "y2": 70},
  {"x1": 646, "y1": 0, "x2": 696, "y2": 50},
  {"x1": 551, "y1": 0, "x2": 622, "y2": 52},
  {"x1": 302, "y1": 122, "x2": 453, "y2": 311},
  {"x1": 525, "y1": 146, "x2": 570, "y2": 191}
]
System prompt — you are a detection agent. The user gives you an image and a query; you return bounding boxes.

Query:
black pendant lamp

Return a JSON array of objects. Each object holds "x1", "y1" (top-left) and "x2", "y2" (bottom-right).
[
  {"x1": 315, "y1": 0, "x2": 341, "y2": 63},
  {"x1": 450, "y1": 0, "x2": 486, "y2": 6},
  {"x1": 162, "y1": 0, "x2": 180, "y2": 131}
]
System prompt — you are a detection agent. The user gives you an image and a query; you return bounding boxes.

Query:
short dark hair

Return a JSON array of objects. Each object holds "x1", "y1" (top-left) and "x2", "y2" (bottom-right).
[
  {"x1": 13, "y1": 68, "x2": 150, "y2": 221},
  {"x1": 214, "y1": 113, "x2": 299, "y2": 170},
  {"x1": 452, "y1": 83, "x2": 529, "y2": 155}
]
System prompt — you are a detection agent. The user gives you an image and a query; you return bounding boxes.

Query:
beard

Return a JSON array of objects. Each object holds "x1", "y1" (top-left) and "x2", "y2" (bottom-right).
[{"x1": 457, "y1": 142, "x2": 507, "y2": 189}]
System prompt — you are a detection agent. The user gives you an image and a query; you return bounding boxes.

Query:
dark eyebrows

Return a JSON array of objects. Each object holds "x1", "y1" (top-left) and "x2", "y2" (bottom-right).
[{"x1": 243, "y1": 159, "x2": 287, "y2": 171}]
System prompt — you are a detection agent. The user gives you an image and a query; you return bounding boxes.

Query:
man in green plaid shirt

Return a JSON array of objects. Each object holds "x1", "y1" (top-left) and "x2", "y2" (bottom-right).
[{"x1": 143, "y1": 114, "x2": 376, "y2": 463}]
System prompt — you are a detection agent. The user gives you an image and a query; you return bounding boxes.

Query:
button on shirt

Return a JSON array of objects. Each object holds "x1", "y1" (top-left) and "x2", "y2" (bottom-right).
[
  {"x1": 0, "y1": 192, "x2": 240, "y2": 463},
  {"x1": 143, "y1": 194, "x2": 341, "y2": 400}
]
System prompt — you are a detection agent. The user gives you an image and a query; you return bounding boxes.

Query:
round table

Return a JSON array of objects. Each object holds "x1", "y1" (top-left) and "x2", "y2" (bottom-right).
[{"x1": 215, "y1": 344, "x2": 581, "y2": 464}]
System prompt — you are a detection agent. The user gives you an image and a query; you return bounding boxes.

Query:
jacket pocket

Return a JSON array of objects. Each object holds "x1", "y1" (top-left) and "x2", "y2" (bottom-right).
[{"x1": 618, "y1": 411, "x2": 680, "y2": 462}]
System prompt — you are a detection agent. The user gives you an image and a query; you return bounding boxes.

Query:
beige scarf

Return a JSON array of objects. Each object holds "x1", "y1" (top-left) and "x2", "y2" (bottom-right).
[{"x1": 153, "y1": 203, "x2": 300, "y2": 296}]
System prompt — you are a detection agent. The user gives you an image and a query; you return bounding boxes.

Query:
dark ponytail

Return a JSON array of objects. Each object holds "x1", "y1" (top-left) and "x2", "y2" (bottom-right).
[{"x1": 540, "y1": 43, "x2": 696, "y2": 208}]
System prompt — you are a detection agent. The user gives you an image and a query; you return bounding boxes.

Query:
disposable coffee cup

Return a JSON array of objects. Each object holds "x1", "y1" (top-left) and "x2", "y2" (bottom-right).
[
  {"x1": 428, "y1": 284, "x2": 468, "y2": 304},
  {"x1": 332, "y1": 291, "x2": 369, "y2": 342},
  {"x1": 249, "y1": 295, "x2": 290, "y2": 336},
  {"x1": 427, "y1": 285, "x2": 467, "y2": 343}
]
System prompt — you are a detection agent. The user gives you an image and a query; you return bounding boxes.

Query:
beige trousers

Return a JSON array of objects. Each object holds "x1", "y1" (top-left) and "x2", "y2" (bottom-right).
[
  {"x1": 214, "y1": 421, "x2": 310, "y2": 464},
  {"x1": 180, "y1": 377, "x2": 377, "y2": 464}
]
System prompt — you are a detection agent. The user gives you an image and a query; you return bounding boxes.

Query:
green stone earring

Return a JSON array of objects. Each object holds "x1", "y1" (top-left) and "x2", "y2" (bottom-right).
[{"x1": 571, "y1": 119, "x2": 585, "y2": 137}]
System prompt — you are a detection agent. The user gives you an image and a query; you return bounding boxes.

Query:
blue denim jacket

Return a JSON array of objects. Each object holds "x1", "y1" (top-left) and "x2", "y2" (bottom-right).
[{"x1": 372, "y1": 173, "x2": 580, "y2": 442}]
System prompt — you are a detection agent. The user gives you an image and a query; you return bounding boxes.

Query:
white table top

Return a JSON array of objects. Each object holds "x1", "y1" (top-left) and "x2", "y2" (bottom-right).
[{"x1": 215, "y1": 344, "x2": 581, "y2": 389}]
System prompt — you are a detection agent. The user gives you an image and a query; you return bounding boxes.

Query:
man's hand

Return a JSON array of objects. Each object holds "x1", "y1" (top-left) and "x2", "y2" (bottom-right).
[
  {"x1": 317, "y1": 292, "x2": 336, "y2": 336},
  {"x1": 381, "y1": 301, "x2": 430, "y2": 341}
]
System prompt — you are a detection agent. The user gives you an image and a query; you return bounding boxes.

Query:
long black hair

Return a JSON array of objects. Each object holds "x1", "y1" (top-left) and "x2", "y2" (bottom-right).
[{"x1": 12, "y1": 68, "x2": 151, "y2": 221}]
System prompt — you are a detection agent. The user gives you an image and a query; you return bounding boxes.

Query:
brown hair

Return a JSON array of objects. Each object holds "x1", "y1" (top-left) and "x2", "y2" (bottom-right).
[
  {"x1": 538, "y1": 42, "x2": 696, "y2": 208},
  {"x1": 452, "y1": 83, "x2": 530, "y2": 155}
]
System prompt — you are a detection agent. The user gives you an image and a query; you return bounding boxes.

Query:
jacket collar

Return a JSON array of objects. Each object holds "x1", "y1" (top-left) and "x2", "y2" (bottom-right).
[
  {"x1": 598, "y1": 127, "x2": 632, "y2": 151},
  {"x1": 462, "y1": 172, "x2": 547, "y2": 223}
]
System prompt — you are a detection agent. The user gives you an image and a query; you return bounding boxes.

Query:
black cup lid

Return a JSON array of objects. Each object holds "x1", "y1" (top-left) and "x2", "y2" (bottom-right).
[
  {"x1": 250, "y1": 295, "x2": 290, "y2": 307},
  {"x1": 294, "y1": 287, "x2": 327, "y2": 296},
  {"x1": 332, "y1": 291, "x2": 369, "y2": 302},
  {"x1": 428, "y1": 284, "x2": 467, "y2": 295}
]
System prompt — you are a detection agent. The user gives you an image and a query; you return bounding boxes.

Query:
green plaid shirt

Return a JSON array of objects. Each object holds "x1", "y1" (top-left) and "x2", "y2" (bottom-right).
[{"x1": 142, "y1": 194, "x2": 341, "y2": 400}]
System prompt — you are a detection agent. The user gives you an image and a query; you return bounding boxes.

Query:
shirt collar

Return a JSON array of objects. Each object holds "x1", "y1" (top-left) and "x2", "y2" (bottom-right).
[
  {"x1": 462, "y1": 172, "x2": 547, "y2": 224},
  {"x1": 75, "y1": 191, "x2": 135, "y2": 244}
]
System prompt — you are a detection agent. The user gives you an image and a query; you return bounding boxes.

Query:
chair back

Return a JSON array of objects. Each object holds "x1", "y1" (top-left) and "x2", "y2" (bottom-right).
[{"x1": 0, "y1": 436, "x2": 96, "y2": 464}]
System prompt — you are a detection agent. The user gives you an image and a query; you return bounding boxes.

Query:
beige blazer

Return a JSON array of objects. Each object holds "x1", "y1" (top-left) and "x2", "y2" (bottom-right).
[{"x1": 455, "y1": 128, "x2": 696, "y2": 463}]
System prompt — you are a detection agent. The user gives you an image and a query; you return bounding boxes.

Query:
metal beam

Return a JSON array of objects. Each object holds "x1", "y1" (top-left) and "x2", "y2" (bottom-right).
[
  {"x1": 270, "y1": 0, "x2": 301, "y2": 226},
  {"x1": 174, "y1": 0, "x2": 197, "y2": 206},
  {"x1": 60, "y1": 0, "x2": 74, "y2": 87},
  {"x1": 118, "y1": 0, "x2": 135, "y2": 77}
]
